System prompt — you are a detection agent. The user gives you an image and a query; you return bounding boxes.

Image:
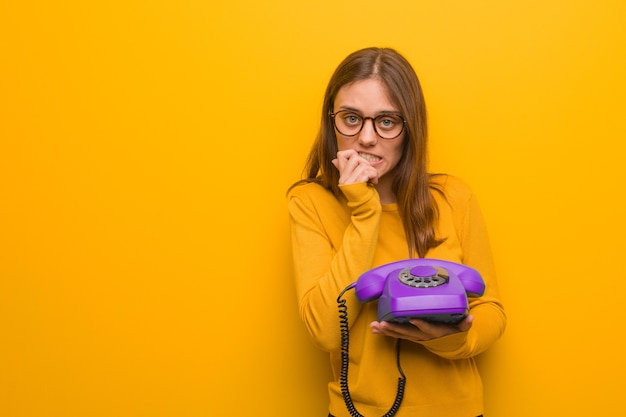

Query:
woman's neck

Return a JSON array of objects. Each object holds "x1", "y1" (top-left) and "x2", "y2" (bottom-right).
[{"x1": 375, "y1": 176, "x2": 396, "y2": 204}]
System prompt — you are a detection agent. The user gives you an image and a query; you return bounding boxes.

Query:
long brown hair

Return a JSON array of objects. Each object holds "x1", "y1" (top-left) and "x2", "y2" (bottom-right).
[{"x1": 291, "y1": 47, "x2": 443, "y2": 257}]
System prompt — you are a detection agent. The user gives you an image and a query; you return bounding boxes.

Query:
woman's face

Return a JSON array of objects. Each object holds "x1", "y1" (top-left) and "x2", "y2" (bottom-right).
[{"x1": 333, "y1": 78, "x2": 405, "y2": 182}]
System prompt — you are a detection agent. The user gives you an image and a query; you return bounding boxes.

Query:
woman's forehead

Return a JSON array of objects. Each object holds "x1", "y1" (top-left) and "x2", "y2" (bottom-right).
[{"x1": 334, "y1": 79, "x2": 397, "y2": 113}]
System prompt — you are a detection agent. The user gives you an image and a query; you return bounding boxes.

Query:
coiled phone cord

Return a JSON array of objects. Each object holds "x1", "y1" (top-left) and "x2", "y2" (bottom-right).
[{"x1": 337, "y1": 284, "x2": 406, "y2": 417}]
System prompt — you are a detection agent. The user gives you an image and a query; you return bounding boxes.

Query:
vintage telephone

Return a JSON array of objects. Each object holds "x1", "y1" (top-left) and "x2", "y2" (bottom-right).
[
  {"x1": 355, "y1": 258, "x2": 485, "y2": 323},
  {"x1": 337, "y1": 258, "x2": 485, "y2": 417}
]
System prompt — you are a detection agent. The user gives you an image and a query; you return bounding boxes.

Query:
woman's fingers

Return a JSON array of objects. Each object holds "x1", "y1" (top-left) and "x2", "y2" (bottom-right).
[{"x1": 334, "y1": 150, "x2": 379, "y2": 185}]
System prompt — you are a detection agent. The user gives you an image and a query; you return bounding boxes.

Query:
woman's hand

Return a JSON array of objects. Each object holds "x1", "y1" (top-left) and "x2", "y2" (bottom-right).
[
  {"x1": 370, "y1": 315, "x2": 474, "y2": 343},
  {"x1": 332, "y1": 149, "x2": 379, "y2": 185}
]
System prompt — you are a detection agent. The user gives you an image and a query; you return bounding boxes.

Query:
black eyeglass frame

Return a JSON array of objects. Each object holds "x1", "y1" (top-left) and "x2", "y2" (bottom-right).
[{"x1": 330, "y1": 110, "x2": 406, "y2": 140}]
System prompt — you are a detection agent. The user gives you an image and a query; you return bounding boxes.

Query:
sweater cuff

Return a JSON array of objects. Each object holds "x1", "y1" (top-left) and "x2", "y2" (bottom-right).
[
  {"x1": 338, "y1": 182, "x2": 378, "y2": 204},
  {"x1": 419, "y1": 331, "x2": 468, "y2": 356}
]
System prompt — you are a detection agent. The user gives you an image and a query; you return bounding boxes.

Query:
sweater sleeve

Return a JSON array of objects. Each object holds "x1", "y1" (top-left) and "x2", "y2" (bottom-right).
[
  {"x1": 288, "y1": 182, "x2": 382, "y2": 352},
  {"x1": 420, "y1": 181, "x2": 507, "y2": 359}
]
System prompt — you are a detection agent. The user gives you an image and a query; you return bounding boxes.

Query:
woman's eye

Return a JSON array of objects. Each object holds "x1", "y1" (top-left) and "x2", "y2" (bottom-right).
[
  {"x1": 344, "y1": 115, "x2": 361, "y2": 125},
  {"x1": 378, "y1": 117, "x2": 396, "y2": 129}
]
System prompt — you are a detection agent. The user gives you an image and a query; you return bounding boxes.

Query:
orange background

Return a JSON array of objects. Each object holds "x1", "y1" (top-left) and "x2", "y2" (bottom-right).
[{"x1": 1, "y1": 1, "x2": 625, "y2": 416}]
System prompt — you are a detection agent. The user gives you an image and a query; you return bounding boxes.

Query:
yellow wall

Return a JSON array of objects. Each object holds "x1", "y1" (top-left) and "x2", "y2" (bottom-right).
[{"x1": 2, "y1": 1, "x2": 625, "y2": 416}]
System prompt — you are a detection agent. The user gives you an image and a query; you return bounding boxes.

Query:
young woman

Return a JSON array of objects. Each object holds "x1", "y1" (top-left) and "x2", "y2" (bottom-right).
[{"x1": 287, "y1": 47, "x2": 506, "y2": 417}]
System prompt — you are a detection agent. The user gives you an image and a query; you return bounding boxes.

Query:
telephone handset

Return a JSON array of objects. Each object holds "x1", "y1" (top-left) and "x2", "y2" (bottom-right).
[{"x1": 354, "y1": 258, "x2": 485, "y2": 323}]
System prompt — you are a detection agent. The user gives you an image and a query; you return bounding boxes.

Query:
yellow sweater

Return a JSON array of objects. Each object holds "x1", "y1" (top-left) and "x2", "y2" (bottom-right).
[{"x1": 287, "y1": 175, "x2": 506, "y2": 417}]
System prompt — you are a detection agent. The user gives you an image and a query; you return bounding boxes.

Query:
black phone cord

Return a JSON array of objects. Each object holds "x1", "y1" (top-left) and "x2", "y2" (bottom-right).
[{"x1": 337, "y1": 284, "x2": 406, "y2": 417}]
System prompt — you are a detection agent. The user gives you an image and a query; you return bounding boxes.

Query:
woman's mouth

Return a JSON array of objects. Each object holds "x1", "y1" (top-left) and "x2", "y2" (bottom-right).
[{"x1": 358, "y1": 152, "x2": 382, "y2": 163}]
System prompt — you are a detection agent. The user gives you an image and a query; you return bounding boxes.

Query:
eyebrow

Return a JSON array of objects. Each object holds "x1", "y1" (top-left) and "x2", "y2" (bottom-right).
[{"x1": 336, "y1": 106, "x2": 402, "y2": 116}]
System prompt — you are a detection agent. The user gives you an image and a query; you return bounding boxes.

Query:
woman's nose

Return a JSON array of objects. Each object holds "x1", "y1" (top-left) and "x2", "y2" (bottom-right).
[{"x1": 357, "y1": 118, "x2": 378, "y2": 146}]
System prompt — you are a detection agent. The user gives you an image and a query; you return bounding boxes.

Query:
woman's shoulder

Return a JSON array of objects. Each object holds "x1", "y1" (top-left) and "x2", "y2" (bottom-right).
[
  {"x1": 287, "y1": 181, "x2": 350, "y2": 223},
  {"x1": 287, "y1": 180, "x2": 333, "y2": 201},
  {"x1": 287, "y1": 181, "x2": 343, "y2": 212},
  {"x1": 429, "y1": 173, "x2": 475, "y2": 207}
]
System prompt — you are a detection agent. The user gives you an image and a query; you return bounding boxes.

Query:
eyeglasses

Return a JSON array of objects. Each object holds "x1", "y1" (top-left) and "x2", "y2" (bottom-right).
[{"x1": 330, "y1": 110, "x2": 406, "y2": 140}]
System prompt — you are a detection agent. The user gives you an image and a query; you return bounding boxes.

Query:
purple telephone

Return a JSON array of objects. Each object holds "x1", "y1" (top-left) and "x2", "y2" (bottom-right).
[{"x1": 354, "y1": 259, "x2": 485, "y2": 323}]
